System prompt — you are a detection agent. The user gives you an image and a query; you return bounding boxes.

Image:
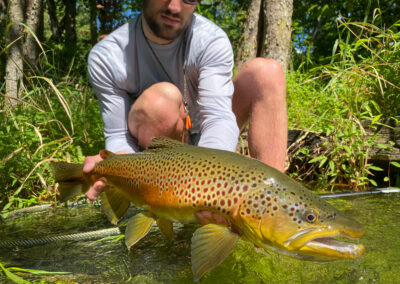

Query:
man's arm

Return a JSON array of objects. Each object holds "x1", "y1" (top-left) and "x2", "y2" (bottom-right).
[
  {"x1": 196, "y1": 35, "x2": 240, "y2": 152},
  {"x1": 88, "y1": 44, "x2": 139, "y2": 154}
]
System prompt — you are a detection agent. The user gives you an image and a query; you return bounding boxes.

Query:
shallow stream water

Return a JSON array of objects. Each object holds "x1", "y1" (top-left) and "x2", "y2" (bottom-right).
[{"x1": 0, "y1": 193, "x2": 399, "y2": 283}]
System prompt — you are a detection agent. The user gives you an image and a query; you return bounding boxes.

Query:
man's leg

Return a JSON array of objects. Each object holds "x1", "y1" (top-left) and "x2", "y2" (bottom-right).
[
  {"x1": 128, "y1": 82, "x2": 188, "y2": 149},
  {"x1": 233, "y1": 58, "x2": 288, "y2": 172}
]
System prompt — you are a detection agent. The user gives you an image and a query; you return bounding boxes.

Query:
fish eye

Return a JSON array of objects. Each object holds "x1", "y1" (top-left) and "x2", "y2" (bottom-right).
[{"x1": 304, "y1": 210, "x2": 318, "y2": 223}]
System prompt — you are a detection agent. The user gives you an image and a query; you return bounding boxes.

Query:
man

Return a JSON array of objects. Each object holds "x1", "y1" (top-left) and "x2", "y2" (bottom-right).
[{"x1": 84, "y1": 0, "x2": 287, "y2": 224}]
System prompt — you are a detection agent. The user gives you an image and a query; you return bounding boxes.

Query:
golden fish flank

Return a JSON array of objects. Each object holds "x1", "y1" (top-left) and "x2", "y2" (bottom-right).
[{"x1": 51, "y1": 137, "x2": 365, "y2": 281}]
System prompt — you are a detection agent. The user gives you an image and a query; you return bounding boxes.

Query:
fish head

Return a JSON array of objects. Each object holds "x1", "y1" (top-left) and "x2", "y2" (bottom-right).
[{"x1": 237, "y1": 175, "x2": 365, "y2": 260}]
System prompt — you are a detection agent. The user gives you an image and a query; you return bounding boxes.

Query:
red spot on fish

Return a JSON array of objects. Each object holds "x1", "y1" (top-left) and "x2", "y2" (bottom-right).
[
  {"x1": 224, "y1": 182, "x2": 228, "y2": 188},
  {"x1": 243, "y1": 185, "x2": 249, "y2": 192},
  {"x1": 234, "y1": 197, "x2": 238, "y2": 204},
  {"x1": 213, "y1": 200, "x2": 217, "y2": 206},
  {"x1": 228, "y1": 187, "x2": 234, "y2": 194},
  {"x1": 246, "y1": 208, "x2": 251, "y2": 214},
  {"x1": 204, "y1": 188, "x2": 208, "y2": 193},
  {"x1": 217, "y1": 183, "x2": 221, "y2": 188},
  {"x1": 228, "y1": 200, "x2": 232, "y2": 206},
  {"x1": 282, "y1": 205, "x2": 288, "y2": 209},
  {"x1": 267, "y1": 197, "x2": 271, "y2": 201},
  {"x1": 220, "y1": 200, "x2": 225, "y2": 206},
  {"x1": 191, "y1": 188, "x2": 195, "y2": 194},
  {"x1": 207, "y1": 195, "x2": 211, "y2": 200}
]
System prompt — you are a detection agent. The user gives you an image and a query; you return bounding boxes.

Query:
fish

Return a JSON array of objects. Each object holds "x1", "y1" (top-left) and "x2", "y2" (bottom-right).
[{"x1": 51, "y1": 137, "x2": 365, "y2": 281}]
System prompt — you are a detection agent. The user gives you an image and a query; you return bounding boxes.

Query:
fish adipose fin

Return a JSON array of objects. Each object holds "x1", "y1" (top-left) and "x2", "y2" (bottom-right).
[
  {"x1": 147, "y1": 137, "x2": 184, "y2": 150},
  {"x1": 50, "y1": 162, "x2": 89, "y2": 203},
  {"x1": 125, "y1": 212, "x2": 156, "y2": 249},
  {"x1": 156, "y1": 218, "x2": 174, "y2": 240},
  {"x1": 191, "y1": 224, "x2": 239, "y2": 282},
  {"x1": 101, "y1": 190, "x2": 130, "y2": 225}
]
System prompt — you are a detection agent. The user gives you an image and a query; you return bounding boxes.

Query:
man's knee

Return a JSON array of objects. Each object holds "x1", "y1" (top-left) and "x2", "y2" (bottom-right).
[
  {"x1": 239, "y1": 58, "x2": 284, "y2": 82},
  {"x1": 128, "y1": 82, "x2": 186, "y2": 148}
]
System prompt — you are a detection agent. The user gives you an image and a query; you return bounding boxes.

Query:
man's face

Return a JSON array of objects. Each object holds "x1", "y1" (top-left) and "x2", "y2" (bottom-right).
[{"x1": 143, "y1": 0, "x2": 197, "y2": 41}]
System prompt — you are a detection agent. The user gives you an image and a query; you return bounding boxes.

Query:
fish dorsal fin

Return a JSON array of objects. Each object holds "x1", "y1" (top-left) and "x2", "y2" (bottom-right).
[
  {"x1": 191, "y1": 224, "x2": 239, "y2": 281},
  {"x1": 99, "y1": 149, "x2": 116, "y2": 159},
  {"x1": 147, "y1": 137, "x2": 184, "y2": 150},
  {"x1": 156, "y1": 218, "x2": 174, "y2": 240},
  {"x1": 101, "y1": 190, "x2": 131, "y2": 225},
  {"x1": 125, "y1": 212, "x2": 156, "y2": 249}
]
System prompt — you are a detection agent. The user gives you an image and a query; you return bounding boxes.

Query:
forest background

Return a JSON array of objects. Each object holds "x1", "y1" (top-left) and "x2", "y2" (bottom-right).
[{"x1": 0, "y1": 0, "x2": 399, "y2": 212}]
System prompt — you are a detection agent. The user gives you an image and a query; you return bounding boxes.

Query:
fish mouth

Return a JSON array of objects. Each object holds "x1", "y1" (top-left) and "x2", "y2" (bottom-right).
[{"x1": 282, "y1": 227, "x2": 365, "y2": 260}]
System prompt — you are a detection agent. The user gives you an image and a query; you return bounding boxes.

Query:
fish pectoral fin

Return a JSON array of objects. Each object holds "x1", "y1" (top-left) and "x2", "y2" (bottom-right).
[
  {"x1": 156, "y1": 218, "x2": 174, "y2": 240},
  {"x1": 191, "y1": 224, "x2": 239, "y2": 282},
  {"x1": 101, "y1": 190, "x2": 130, "y2": 225},
  {"x1": 125, "y1": 212, "x2": 155, "y2": 250}
]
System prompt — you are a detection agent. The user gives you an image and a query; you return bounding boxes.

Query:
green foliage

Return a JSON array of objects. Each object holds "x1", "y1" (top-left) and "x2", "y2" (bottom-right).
[
  {"x1": 0, "y1": 261, "x2": 70, "y2": 283},
  {"x1": 197, "y1": 0, "x2": 251, "y2": 58},
  {"x1": 292, "y1": 0, "x2": 400, "y2": 69},
  {"x1": 0, "y1": 46, "x2": 104, "y2": 211},
  {"x1": 287, "y1": 15, "x2": 400, "y2": 191}
]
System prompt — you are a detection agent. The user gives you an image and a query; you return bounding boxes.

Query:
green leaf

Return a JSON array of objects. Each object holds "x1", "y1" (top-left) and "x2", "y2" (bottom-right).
[
  {"x1": 9, "y1": 267, "x2": 70, "y2": 275},
  {"x1": 371, "y1": 114, "x2": 383, "y2": 125},
  {"x1": 368, "y1": 165, "x2": 383, "y2": 171},
  {"x1": 390, "y1": 161, "x2": 400, "y2": 168},
  {"x1": 309, "y1": 156, "x2": 327, "y2": 164},
  {"x1": 377, "y1": 144, "x2": 391, "y2": 150},
  {"x1": 369, "y1": 179, "x2": 378, "y2": 187},
  {"x1": 0, "y1": 263, "x2": 30, "y2": 284}
]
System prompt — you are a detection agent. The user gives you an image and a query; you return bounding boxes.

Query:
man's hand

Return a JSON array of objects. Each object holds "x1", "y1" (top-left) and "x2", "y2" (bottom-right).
[
  {"x1": 83, "y1": 150, "x2": 130, "y2": 201},
  {"x1": 83, "y1": 154, "x2": 107, "y2": 201}
]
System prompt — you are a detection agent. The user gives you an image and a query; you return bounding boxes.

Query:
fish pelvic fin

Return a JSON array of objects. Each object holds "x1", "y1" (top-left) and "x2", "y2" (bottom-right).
[
  {"x1": 125, "y1": 212, "x2": 156, "y2": 250},
  {"x1": 191, "y1": 224, "x2": 239, "y2": 282},
  {"x1": 51, "y1": 162, "x2": 89, "y2": 203},
  {"x1": 156, "y1": 218, "x2": 174, "y2": 240},
  {"x1": 101, "y1": 190, "x2": 130, "y2": 225}
]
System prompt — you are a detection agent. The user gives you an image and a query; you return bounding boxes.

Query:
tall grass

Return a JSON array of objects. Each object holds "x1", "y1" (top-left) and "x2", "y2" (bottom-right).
[
  {"x1": 287, "y1": 17, "x2": 400, "y2": 191},
  {"x1": 0, "y1": 42, "x2": 104, "y2": 212}
]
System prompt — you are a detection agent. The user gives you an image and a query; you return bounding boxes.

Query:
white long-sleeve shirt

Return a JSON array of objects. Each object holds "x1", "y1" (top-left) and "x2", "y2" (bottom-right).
[{"x1": 88, "y1": 13, "x2": 239, "y2": 153}]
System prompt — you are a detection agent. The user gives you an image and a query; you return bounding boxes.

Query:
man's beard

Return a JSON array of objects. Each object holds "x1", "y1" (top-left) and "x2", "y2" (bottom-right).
[{"x1": 143, "y1": 8, "x2": 186, "y2": 41}]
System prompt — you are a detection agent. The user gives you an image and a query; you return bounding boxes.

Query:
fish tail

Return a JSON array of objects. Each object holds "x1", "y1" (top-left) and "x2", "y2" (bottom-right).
[{"x1": 51, "y1": 161, "x2": 90, "y2": 203}]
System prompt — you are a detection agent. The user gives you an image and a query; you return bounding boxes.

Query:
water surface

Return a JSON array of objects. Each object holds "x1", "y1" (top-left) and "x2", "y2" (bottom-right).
[{"x1": 0, "y1": 194, "x2": 399, "y2": 283}]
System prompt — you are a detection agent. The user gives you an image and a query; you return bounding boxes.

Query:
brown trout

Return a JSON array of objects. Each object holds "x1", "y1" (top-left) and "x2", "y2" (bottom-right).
[{"x1": 51, "y1": 137, "x2": 365, "y2": 281}]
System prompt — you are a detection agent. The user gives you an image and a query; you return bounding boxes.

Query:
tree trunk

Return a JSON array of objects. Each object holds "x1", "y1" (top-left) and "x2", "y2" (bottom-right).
[
  {"x1": 63, "y1": 0, "x2": 76, "y2": 59},
  {"x1": 0, "y1": 0, "x2": 7, "y2": 27},
  {"x1": 235, "y1": 0, "x2": 262, "y2": 70},
  {"x1": 0, "y1": 0, "x2": 8, "y2": 79},
  {"x1": 5, "y1": 0, "x2": 25, "y2": 107},
  {"x1": 89, "y1": 0, "x2": 98, "y2": 45},
  {"x1": 260, "y1": 0, "x2": 293, "y2": 72},
  {"x1": 24, "y1": 0, "x2": 43, "y2": 72},
  {"x1": 46, "y1": 0, "x2": 61, "y2": 42}
]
